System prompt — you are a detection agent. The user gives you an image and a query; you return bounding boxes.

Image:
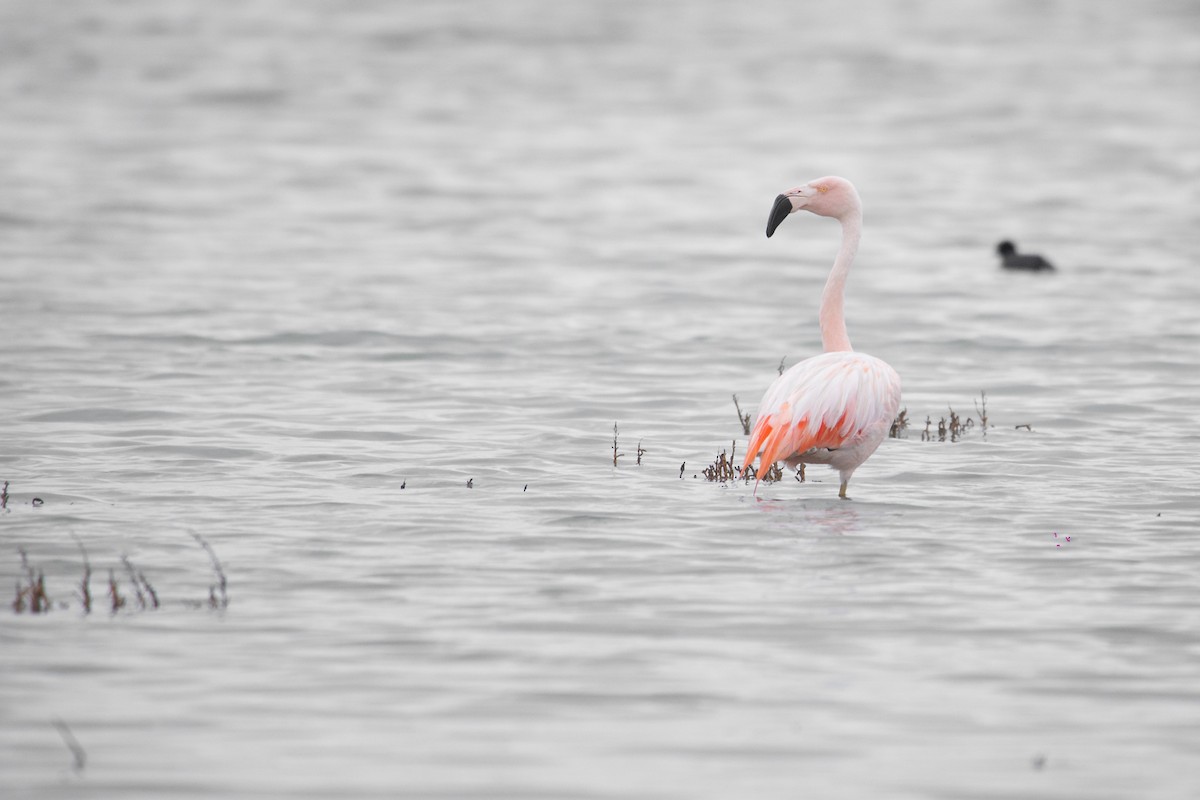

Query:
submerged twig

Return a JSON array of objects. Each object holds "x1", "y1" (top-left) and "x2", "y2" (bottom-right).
[
  {"x1": 69, "y1": 533, "x2": 92, "y2": 615},
  {"x1": 975, "y1": 391, "x2": 989, "y2": 431},
  {"x1": 190, "y1": 532, "x2": 228, "y2": 609},
  {"x1": 732, "y1": 394, "x2": 751, "y2": 435},
  {"x1": 889, "y1": 392, "x2": 993, "y2": 442},
  {"x1": 13, "y1": 549, "x2": 50, "y2": 614},
  {"x1": 52, "y1": 718, "x2": 86, "y2": 773},
  {"x1": 120, "y1": 556, "x2": 159, "y2": 611},
  {"x1": 107, "y1": 569, "x2": 125, "y2": 613},
  {"x1": 121, "y1": 556, "x2": 146, "y2": 611},
  {"x1": 702, "y1": 448, "x2": 783, "y2": 484},
  {"x1": 947, "y1": 407, "x2": 975, "y2": 442},
  {"x1": 612, "y1": 423, "x2": 622, "y2": 466},
  {"x1": 701, "y1": 449, "x2": 738, "y2": 482}
]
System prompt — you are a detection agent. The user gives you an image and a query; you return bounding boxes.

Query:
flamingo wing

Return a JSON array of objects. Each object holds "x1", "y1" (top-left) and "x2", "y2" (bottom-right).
[{"x1": 742, "y1": 352, "x2": 901, "y2": 479}]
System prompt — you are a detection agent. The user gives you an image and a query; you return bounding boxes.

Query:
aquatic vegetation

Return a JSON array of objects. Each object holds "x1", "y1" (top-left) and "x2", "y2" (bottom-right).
[
  {"x1": 121, "y1": 555, "x2": 160, "y2": 611},
  {"x1": 71, "y1": 533, "x2": 92, "y2": 614},
  {"x1": 611, "y1": 422, "x2": 647, "y2": 467},
  {"x1": 52, "y1": 718, "x2": 86, "y2": 773},
  {"x1": 732, "y1": 394, "x2": 751, "y2": 436},
  {"x1": 701, "y1": 445, "x2": 787, "y2": 484},
  {"x1": 106, "y1": 569, "x2": 125, "y2": 613},
  {"x1": 190, "y1": 532, "x2": 228, "y2": 610},
  {"x1": 12, "y1": 549, "x2": 50, "y2": 614},
  {"x1": 9, "y1": 527, "x2": 228, "y2": 615},
  {"x1": 890, "y1": 391, "x2": 989, "y2": 443}
]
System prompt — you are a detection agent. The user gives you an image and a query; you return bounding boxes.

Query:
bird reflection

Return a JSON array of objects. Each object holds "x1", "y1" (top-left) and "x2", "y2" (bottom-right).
[{"x1": 751, "y1": 495, "x2": 862, "y2": 535}]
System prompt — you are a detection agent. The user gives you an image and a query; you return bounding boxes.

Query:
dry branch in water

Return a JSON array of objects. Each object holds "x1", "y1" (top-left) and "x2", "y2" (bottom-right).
[
  {"x1": 107, "y1": 569, "x2": 125, "y2": 613},
  {"x1": 975, "y1": 391, "x2": 989, "y2": 430},
  {"x1": 52, "y1": 718, "x2": 86, "y2": 773},
  {"x1": 732, "y1": 395, "x2": 751, "y2": 435},
  {"x1": 12, "y1": 549, "x2": 50, "y2": 614},
  {"x1": 701, "y1": 448, "x2": 785, "y2": 484},
  {"x1": 11, "y1": 534, "x2": 227, "y2": 615},
  {"x1": 70, "y1": 533, "x2": 92, "y2": 615},
  {"x1": 190, "y1": 532, "x2": 228, "y2": 609},
  {"x1": 121, "y1": 555, "x2": 159, "y2": 611},
  {"x1": 891, "y1": 392, "x2": 990, "y2": 442}
]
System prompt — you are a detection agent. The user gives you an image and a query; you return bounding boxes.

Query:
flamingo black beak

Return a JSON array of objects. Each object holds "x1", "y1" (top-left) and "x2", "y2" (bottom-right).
[{"x1": 766, "y1": 194, "x2": 792, "y2": 238}]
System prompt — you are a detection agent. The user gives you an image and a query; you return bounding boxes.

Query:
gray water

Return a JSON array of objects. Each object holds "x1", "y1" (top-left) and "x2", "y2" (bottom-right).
[{"x1": 2, "y1": 1, "x2": 1199, "y2": 797}]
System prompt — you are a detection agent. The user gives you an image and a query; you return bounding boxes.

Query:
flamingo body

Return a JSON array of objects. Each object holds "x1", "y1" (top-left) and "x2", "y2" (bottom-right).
[
  {"x1": 745, "y1": 351, "x2": 900, "y2": 491},
  {"x1": 741, "y1": 176, "x2": 900, "y2": 498}
]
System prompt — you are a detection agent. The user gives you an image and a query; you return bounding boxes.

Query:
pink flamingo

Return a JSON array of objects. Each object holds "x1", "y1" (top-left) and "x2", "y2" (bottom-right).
[{"x1": 741, "y1": 177, "x2": 901, "y2": 499}]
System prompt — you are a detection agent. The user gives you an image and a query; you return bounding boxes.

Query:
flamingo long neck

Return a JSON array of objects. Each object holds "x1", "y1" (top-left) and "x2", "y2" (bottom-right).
[{"x1": 819, "y1": 209, "x2": 861, "y2": 353}]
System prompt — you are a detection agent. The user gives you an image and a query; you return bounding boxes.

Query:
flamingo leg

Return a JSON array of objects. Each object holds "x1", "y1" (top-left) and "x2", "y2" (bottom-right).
[{"x1": 838, "y1": 481, "x2": 849, "y2": 499}]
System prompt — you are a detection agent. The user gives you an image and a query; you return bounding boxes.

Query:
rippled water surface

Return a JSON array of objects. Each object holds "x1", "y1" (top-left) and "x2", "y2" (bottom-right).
[{"x1": 2, "y1": 1, "x2": 1199, "y2": 797}]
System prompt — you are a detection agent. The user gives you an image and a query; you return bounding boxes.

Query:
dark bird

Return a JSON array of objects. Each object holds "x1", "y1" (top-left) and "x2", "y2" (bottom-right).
[{"x1": 996, "y1": 240, "x2": 1054, "y2": 271}]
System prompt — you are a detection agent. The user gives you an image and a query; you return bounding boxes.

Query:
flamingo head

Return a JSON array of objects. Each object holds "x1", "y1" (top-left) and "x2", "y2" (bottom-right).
[{"x1": 766, "y1": 176, "x2": 861, "y2": 237}]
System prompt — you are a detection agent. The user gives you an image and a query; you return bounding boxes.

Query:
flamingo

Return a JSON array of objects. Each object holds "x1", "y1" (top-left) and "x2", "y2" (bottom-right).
[{"x1": 741, "y1": 177, "x2": 901, "y2": 499}]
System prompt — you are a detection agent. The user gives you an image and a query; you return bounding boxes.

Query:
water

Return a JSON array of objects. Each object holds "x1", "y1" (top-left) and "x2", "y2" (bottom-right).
[{"x1": 2, "y1": 1, "x2": 1199, "y2": 797}]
